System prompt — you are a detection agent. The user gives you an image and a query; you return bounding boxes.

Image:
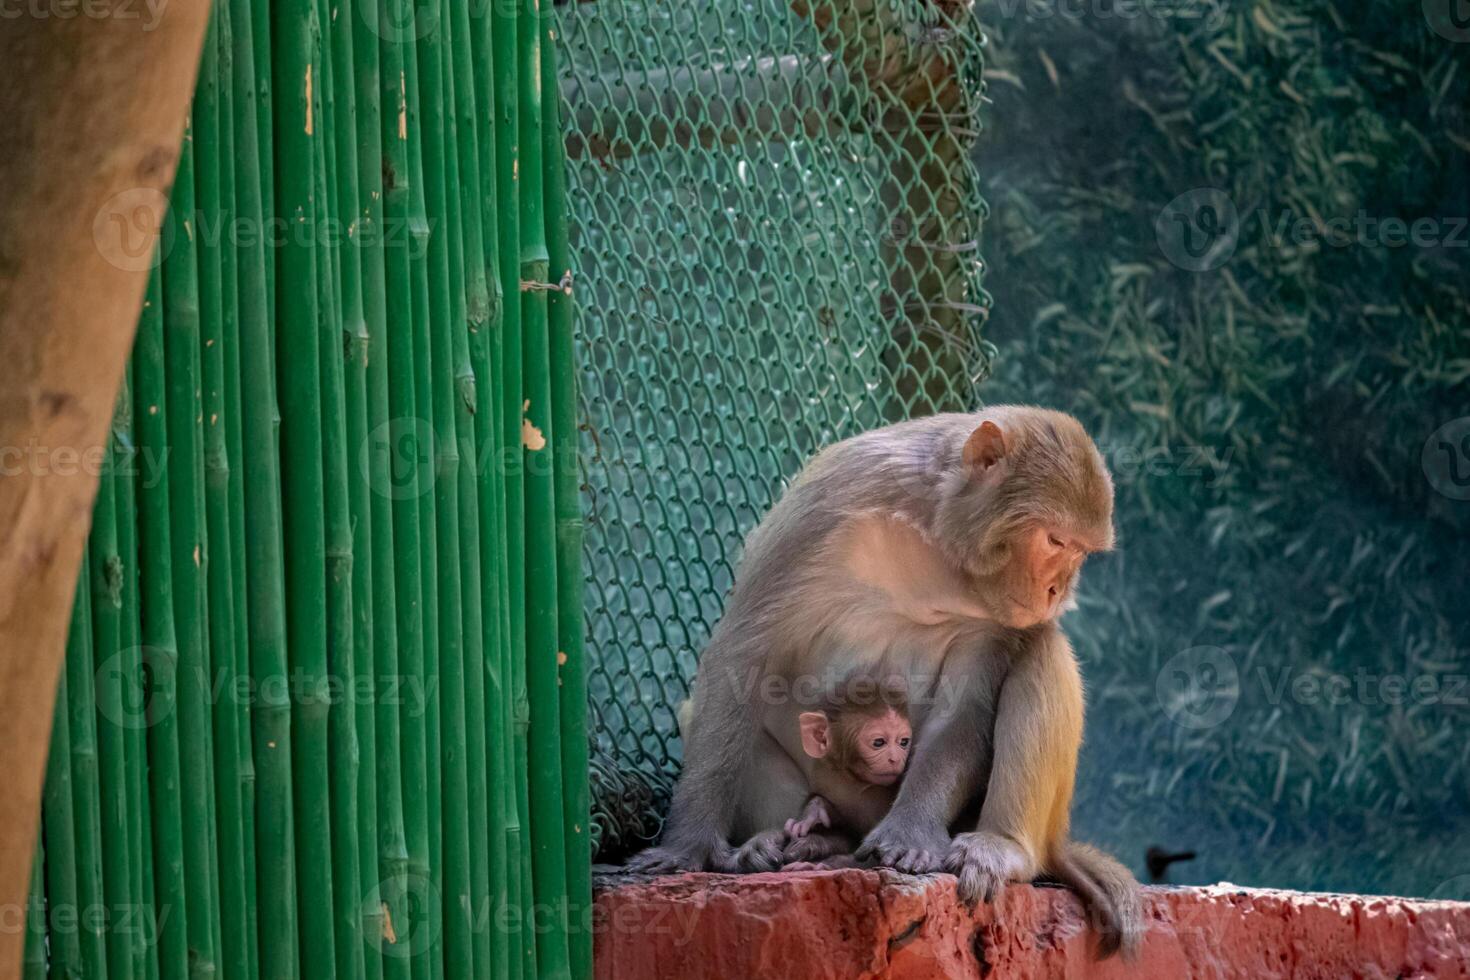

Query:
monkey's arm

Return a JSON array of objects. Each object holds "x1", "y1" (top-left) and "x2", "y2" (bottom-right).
[{"x1": 945, "y1": 628, "x2": 1082, "y2": 902}]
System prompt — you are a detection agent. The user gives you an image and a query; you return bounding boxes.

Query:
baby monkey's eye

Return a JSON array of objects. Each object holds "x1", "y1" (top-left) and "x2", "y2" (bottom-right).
[
  {"x1": 1047, "y1": 532, "x2": 1064, "y2": 549},
  {"x1": 899, "y1": 738, "x2": 911, "y2": 748},
  {"x1": 871, "y1": 737, "x2": 886, "y2": 749}
]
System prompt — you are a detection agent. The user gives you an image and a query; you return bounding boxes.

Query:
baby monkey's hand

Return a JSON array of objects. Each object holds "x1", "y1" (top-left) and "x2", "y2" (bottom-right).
[{"x1": 783, "y1": 795, "x2": 834, "y2": 840}]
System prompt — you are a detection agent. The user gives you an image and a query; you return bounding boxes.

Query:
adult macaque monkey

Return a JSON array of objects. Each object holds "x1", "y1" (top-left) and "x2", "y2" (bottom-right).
[{"x1": 630, "y1": 407, "x2": 1143, "y2": 957}]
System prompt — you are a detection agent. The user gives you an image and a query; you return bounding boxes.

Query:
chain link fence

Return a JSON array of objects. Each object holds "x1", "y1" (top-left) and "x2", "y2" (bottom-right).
[{"x1": 555, "y1": 0, "x2": 992, "y2": 857}]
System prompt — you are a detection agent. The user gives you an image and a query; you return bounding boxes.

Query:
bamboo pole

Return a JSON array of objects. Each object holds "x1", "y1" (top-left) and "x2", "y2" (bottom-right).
[
  {"x1": 235, "y1": 0, "x2": 302, "y2": 970},
  {"x1": 356, "y1": 2, "x2": 410, "y2": 973},
  {"x1": 415, "y1": 6, "x2": 476, "y2": 976},
  {"x1": 113, "y1": 371, "x2": 156, "y2": 980},
  {"x1": 43, "y1": 650, "x2": 82, "y2": 978},
  {"x1": 465, "y1": 9, "x2": 518, "y2": 976},
  {"x1": 398, "y1": 21, "x2": 446, "y2": 979},
  {"x1": 215, "y1": 2, "x2": 262, "y2": 973},
  {"x1": 539, "y1": 18, "x2": 593, "y2": 979},
  {"x1": 66, "y1": 551, "x2": 109, "y2": 979},
  {"x1": 490, "y1": 0, "x2": 537, "y2": 971},
  {"x1": 161, "y1": 116, "x2": 225, "y2": 980},
  {"x1": 0, "y1": 9, "x2": 209, "y2": 971},
  {"x1": 136, "y1": 264, "x2": 192, "y2": 980},
  {"x1": 445, "y1": 1, "x2": 498, "y2": 971},
  {"x1": 272, "y1": 0, "x2": 340, "y2": 972},
  {"x1": 309, "y1": 0, "x2": 367, "y2": 975},
  {"x1": 517, "y1": 3, "x2": 572, "y2": 977},
  {"x1": 196, "y1": 11, "x2": 253, "y2": 977},
  {"x1": 379, "y1": 5, "x2": 433, "y2": 972},
  {"x1": 328, "y1": 3, "x2": 382, "y2": 978},
  {"x1": 91, "y1": 390, "x2": 137, "y2": 980}
]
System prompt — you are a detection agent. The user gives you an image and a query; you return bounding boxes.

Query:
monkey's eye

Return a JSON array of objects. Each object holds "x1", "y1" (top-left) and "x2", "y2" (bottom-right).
[
  {"x1": 1047, "y1": 532, "x2": 1065, "y2": 549},
  {"x1": 871, "y1": 738, "x2": 886, "y2": 749},
  {"x1": 898, "y1": 738, "x2": 911, "y2": 749}
]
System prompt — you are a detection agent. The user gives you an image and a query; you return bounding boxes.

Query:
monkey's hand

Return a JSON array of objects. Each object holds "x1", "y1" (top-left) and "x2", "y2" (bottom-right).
[
  {"x1": 855, "y1": 817, "x2": 950, "y2": 874},
  {"x1": 783, "y1": 797, "x2": 833, "y2": 840},
  {"x1": 625, "y1": 837, "x2": 735, "y2": 875},
  {"x1": 715, "y1": 830, "x2": 786, "y2": 873},
  {"x1": 944, "y1": 831, "x2": 1032, "y2": 905}
]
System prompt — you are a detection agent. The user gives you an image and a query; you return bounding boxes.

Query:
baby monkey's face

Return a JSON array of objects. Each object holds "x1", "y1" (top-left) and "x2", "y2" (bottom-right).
[{"x1": 851, "y1": 708, "x2": 911, "y2": 786}]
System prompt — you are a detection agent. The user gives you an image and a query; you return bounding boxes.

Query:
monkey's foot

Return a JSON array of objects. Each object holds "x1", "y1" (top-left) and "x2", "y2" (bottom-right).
[
  {"x1": 625, "y1": 839, "x2": 733, "y2": 875},
  {"x1": 719, "y1": 830, "x2": 785, "y2": 873},
  {"x1": 781, "y1": 832, "x2": 844, "y2": 866},
  {"x1": 782, "y1": 854, "x2": 859, "y2": 871},
  {"x1": 944, "y1": 831, "x2": 1031, "y2": 904},
  {"x1": 856, "y1": 820, "x2": 949, "y2": 874}
]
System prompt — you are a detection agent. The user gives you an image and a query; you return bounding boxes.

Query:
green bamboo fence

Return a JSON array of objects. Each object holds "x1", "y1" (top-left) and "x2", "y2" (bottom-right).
[{"x1": 26, "y1": 1, "x2": 591, "y2": 977}]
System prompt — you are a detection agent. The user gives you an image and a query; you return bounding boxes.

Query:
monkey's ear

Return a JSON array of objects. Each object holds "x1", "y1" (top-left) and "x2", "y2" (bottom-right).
[
  {"x1": 799, "y1": 712, "x2": 832, "y2": 759},
  {"x1": 962, "y1": 420, "x2": 1008, "y2": 471}
]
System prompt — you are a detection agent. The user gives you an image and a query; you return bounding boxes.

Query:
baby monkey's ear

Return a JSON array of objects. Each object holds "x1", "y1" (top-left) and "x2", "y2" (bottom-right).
[
  {"x1": 962, "y1": 420, "x2": 1008, "y2": 472},
  {"x1": 799, "y1": 711, "x2": 832, "y2": 759}
]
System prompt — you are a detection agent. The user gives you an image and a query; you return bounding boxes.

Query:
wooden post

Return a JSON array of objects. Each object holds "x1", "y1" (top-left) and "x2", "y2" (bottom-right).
[{"x1": 0, "y1": 2, "x2": 212, "y2": 976}]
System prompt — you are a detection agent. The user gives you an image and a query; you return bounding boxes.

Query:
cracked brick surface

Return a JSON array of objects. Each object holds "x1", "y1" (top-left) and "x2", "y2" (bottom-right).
[{"x1": 592, "y1": 869, "x2": 1470, "y2": 979}]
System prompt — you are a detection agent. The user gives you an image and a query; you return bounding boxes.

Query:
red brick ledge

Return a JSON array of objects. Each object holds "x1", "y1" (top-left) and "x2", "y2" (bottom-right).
[{"x1": 592, "y1": 868, "x2": 1470, "y2": 979}]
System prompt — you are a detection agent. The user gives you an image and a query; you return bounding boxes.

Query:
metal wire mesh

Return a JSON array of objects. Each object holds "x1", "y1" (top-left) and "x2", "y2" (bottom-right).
[{"x1": 555, "y1": 0, "x2": 993, "y2": 856}]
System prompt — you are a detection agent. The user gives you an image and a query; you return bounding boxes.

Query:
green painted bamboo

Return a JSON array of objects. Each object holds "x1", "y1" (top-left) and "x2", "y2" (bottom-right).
[
  {"x1": 327, "y1": 3, "x2": 380, "y2": 978},
  {"x1": 135, "y1": 265, "x2": 191, "y2": 980},
  {"x1": 235, "y1": 0, "x2": 301, "y2": 968},
  {"x1": 444, "y1": 3, "x2": 497, "y2": 971},
  {"x1": 414, "y1": 7, "x2": 475, "y2": 978},
  {"x1": 251, "y1": 0, "x2": 275, "y2": 329},
  {"x1": 112, "y1": 371, "x2": 156, "y2": 980},
  {"x1": 273, "y1": 0, "x2": 338, "y2": 972},
  {"x1": 398, "y1": 21, "x2": 445, "y2": 980},
  {"x1": 216, "y1": 7, "x2": 262, "y2": 974},
  {"x1": 314, "y1": 0, "x2": 367, "y2": 972},
  {"x1": 65, "y1": 553, "x2": 109, "y2": 979},
  {"x1": 379, "y1": 6, "x2": 433, "y2": 972},
  {"x1": 539, "y1": 18, "x2": 592, "y2": 978},
  {"x1": 44, "y1": 653, "x2": 82, "y2": 978},
  {"x1": 22, "y1": 837, "x2": 45, "y2": 980},
  {"x1": 162, "y1": 116, "x2": 224, "y2": 980},
  {"x1": 464, "y1": 8, "x2": 518, "y2": 976},
  {"x1": 490, "y1": 0, "x2": 537, "y2": 972},
  {"x1": 91, "y1": 390, "x2": 137, "y2": 980},
  {"x1": 516, "y1": 3, "x2": 573, "y2": 977},
  {"x1": 196, "y1": 12, "x2": 254, "y2": 978},
  {"x1": 355, "y1": 4, "x2": 410, "y2": 974}
]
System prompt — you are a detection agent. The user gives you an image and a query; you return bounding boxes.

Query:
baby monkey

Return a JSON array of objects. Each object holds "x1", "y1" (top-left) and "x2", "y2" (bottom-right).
[{"x1": 780, "y1": 675, "x2": 913, "y2": 869}]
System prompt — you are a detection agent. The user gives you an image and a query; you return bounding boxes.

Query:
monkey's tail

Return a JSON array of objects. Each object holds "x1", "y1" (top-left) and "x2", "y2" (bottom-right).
[{"x1": 1049, "y1": 841, "x2": 1145, "y2": 960}]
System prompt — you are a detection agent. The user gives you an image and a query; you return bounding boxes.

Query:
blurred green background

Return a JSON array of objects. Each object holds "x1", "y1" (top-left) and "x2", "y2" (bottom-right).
[{"x1": 976, "y1": 0, "x2": 1470, "y2": 896}]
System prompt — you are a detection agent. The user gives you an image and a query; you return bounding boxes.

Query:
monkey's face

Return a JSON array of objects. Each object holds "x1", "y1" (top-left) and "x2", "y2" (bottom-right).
[
  {"x1": 1014, "y1": 524, "x2": 1092, "y2": 626},
  {"x1": 951, "y1": 413, "x2": 1114, "y2": 629},
  {"x1": 849, "y1": 709, "x2": 912, "y2": 786}
]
